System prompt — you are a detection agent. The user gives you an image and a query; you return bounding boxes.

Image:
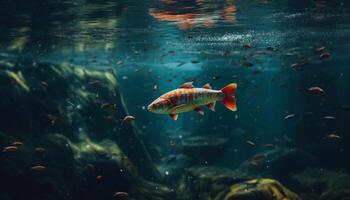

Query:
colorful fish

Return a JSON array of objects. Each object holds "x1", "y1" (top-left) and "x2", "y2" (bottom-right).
[{"x1": 147, "y1": 82, "x2": 237, "y2": 120}]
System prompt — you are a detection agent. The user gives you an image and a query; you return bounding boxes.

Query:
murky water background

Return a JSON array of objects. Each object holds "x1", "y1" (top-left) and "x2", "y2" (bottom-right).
[{"x1": 1, "y1": 0, "x2": 350, "y2": 199}]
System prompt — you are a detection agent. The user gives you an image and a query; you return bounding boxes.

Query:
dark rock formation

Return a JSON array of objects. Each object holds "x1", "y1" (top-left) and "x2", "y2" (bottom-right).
[
  {"x1": 236, "y1": 148, "x2": 316, "y2": 179},
  {"x1": 292, "y1": 168, "x2": 350, "y2": 200},
  {"x1": 0, "y1": 60, "x2": 165, "y2": 200},
  {"x1": 181, "y1": 136, "x2": 228, "y2": 162}
]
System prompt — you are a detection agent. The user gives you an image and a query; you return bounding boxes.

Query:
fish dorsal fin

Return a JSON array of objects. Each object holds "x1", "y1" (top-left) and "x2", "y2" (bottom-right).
[
  {"x1": 207, "y1": 102, "x2": 216, "y2": 111},
  {"x1": 179, "y1": 82, "x2": 194, "y2": 89},
  {"x1": 194, "y1": 107, "x2": 204, "y2": 116},
  {"x1": 202, "y1": 83, "x2": 212, "y2": 89},
  {"x1": 169, "y1": 114, "x2": 178, "y2": 120}
]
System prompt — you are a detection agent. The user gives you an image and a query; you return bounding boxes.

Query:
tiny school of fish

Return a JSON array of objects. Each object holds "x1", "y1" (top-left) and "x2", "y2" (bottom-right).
[{"x1": 147, "y1": 82, "x2": 237, "y2": 120}]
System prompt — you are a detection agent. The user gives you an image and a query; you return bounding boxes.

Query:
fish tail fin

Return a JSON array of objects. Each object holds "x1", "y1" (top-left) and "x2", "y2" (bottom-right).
[{"x1": 220, "y1": 83, "x2": 237, "y2": 111}]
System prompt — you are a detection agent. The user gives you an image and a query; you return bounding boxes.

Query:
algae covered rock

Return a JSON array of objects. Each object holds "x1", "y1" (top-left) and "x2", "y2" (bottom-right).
[
  {"x1": 0, "y1": 60, "x2": 160, "y2": 200},
  {"x1": 215, "y1": 178, "x2": 301, "y2": 200},
  {"x1": 236, "y1": 148, "x2": 316, "y2": 179},
  {"x1": 176, "y1": 167, "x2": 251, "y2": 200}
]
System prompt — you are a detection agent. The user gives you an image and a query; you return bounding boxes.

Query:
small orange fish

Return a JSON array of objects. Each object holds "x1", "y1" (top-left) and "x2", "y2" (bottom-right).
[
  {"x1": 249, "y1": 160, "x2": 258, "y2": 167},
  {"x1": 284, "y1": 114, "x2": 296, "y2": 120},
  {"x1": 324, "y1": 133, "x2": 341, "y2": 140},
  {"x1": 31, "y1": 165, "x2": 46, "y2": 172},
  {"x1": 148, "y1": 82, "x2": 237, "y2": 120},
  {"x1": 12, "y1": 141, "x2": 23, "y2": 146},
  {"x1": 264, "y1": 144, "x2": 275, "y2": 148},
  {"x1": 3, "y1": 146, "x2": 18, "y2": 152},
  {"x1": 122, "y1": 115, "x2": 135, "y2": 124},
  {"x1": 308, "y1": 86, "x2": 325, "y2": 94},
  {"x1": 100, "y1": 103, "x2": 115, "y2": 110},
  {"x1": 245, "y1": 140, "x2": 255, "y2": 147},
  {"x1": 113, "y1": 192, "x2": 128, "y2": 199},
  {"x1": 253, "y1": 153, "x2": 266, "y2": 161},
  {"x1": 320, "y1": 52, "x2": 331, "y2": 59},
  {"x1": 40, "y1": 81, "x2": 49, "y2": 87},
  {"x1": 89, "y1": 80, "x2": 101, "y2": 85},
  {"x1": 315, "y1": 46, "x2": 326, "y2": 54},
  {"x1": 35, "y1": 147, "x2": 46, "y2": 153}
]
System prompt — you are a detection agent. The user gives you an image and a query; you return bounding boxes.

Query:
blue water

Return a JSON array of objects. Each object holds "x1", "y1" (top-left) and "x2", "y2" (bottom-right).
[{"x1": 1, "y1": 0, "x2": 350, "y2": 199}]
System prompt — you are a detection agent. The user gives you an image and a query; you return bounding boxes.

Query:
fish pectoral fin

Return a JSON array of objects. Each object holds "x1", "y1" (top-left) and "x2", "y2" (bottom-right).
[
  {"x1": 194, "y1": 107, "x2": 204, "y2": 116},
  {"x1": 168, "y1": 104, "x2": 187, "y2": 113},
  {"x1": 202, "y1": 83, "x2": 212, "y2": 89},
  {"x1": 178, "y1": 81, "x2": 194, "y2": 89},
  {"x1": 207, "y1": 102, "x2": 216, "y2": 111},
  {"x1": 169, "y1": 114, "x2": 178, "y2": 120}
]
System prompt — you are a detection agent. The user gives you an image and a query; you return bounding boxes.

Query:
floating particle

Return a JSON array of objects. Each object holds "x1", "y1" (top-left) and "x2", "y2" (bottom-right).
[
  {"x1": 122, "y1": 76, "x2": 128, "y2": 80},
  {"x1": 96, "y1": 175, "x2": 103, "y2": 180},
  {"x1": 212, "y1": 76, "x2": 220, "y2": 80},
  {"x1": 153, "y1": 84, "x2": 158, "y2": 91},
  {"x1": 245, "y1": 140, "x2": 255, "y2": 147},
  {"x1": 284, "y1": 114, "x2": 296, "y2": 120},
  {"x1": 122, "y1": 115, "x2": 135, "y2": 124},
  {"x1": 31, "y1": 165, "x2": 46, "y2": 172},
  {"x1": 117, "y1": 61, "x2": 123, "y2": 65},
  {"x1": 3, "y1": 146, "x2": 18, "y2": 152}
]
